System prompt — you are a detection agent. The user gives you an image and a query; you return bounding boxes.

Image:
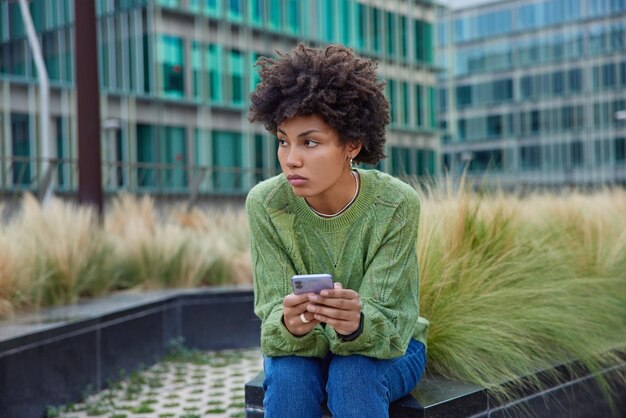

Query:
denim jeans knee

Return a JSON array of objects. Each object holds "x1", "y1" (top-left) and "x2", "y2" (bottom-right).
[
  {"x1": 263, "y1": 340, "x2": 426, "y2": 418},
  {"x1": 326, "y1": 339, "x2": 426, "y2": 418},
  {"x1": 263, "y1": 355, "x2": 327, "y2": 418}
]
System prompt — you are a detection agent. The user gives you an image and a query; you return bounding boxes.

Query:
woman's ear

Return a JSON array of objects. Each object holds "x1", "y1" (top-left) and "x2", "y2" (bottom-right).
[{"x1": 347, "y1": 141, "x2": 363, "y2": 159}]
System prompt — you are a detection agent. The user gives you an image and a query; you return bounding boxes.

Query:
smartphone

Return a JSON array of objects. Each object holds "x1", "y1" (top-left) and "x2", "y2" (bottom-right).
[{"x1": 291, "y1": 274, "x2": 334, "y2": 295}]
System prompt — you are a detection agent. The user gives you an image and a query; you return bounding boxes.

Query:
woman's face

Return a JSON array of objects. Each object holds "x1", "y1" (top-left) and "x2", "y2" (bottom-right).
[{"x1": 276, "y1": 114, "x2": 361, "y2": 206}]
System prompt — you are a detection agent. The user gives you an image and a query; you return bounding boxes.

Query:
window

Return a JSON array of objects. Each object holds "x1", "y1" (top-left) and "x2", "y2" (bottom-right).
[
  {"x1": 456, "y1": 85, "x2": 471, "y2": 108},
  {"x1": 594, "y1": 139, "x2": 611, "y2": 164},
  {"x1": 11, "y1": 113, "x2": 31, "y2": 186},
  {"x1": 429, "y1": 87, "x2": 436, "y2": 128},
  {"x1": 400, "y1": 82, "x2": 409, "y2": 126},
  {"x1": 286, "y1": 0, "x2": 300, "y2": 35},
  {"x1": 521, "y1": 76, "x2": 533, "y2": 99},
  {"x1": 552, "y1": 71, "x2": 564, "y2": 95},
  {"x1": 42, "y1": 31, "x2": 60, "y2": 82},
  {"x1": 228, "y1": 49, "x2": 244, "y2": 106},
  {"x1": 55, "y1": 117, "x2": 70, "y2": 189},
  {"x1": 470, "y1": 150, "x2": 502, "y2": 172},
  {"x1": 493, "y1": 79, "x2": 513, "y2": 103},
  {"x1": 521, "y1": 146, "x2": 541, "y2": 170},
  {"x1": 227, "y1": 0, "x2": 243, "y2": 22},
  {"x1": 371, "y1": 7, "x2": 381, "y2": 53},
  {"x1": 386, "y1": 11, "x2": 395, "y2": 57},
  {"x1": 268, "y1": 0, "x2": 281, "y2": 31},
  {"x1": 248, "y1": 0, "x2": 264, "y2": 26},
  {"x1": 158, "y1": 35, "x2": 184, "y2": 98},
  {"x1": 416, "y1": 85, "x2": 423, "y2": 127},
  {"x1": 209, "y1": 44, "x2": 222, "y2": 103},
  {"x1": 355, "y1": 3, "x2": 366, "y2": 50},
  {"x1": 212, "y1": 131, "x2": 242, "y2": 191},
  {"x1": 137, "y1": 124, "x2": 187, "y2": 190},
  {"x1": 253, "y1": 133, "x2": 279, "y2": 183},
  {"x1": 192, "y1": 42, "x2": 206, "y2": 99},
  {"x1": 414, "y1": 20, "x2": 432, "y2": 63},
  {"x1": 568, "y1": 68, "x2": 582, "y2": 93},
  {"x1": 616, "y1": 137, "x2": 625, "y2": 162},
  {"x1": 571, "y1": 140, "x2": 584, "y2": 166},
  {"x1": 603, "y1": 63, "x2": 616, "y2": 88},
  {"x1": 530, "y1": 110, "x2": 540, "y2": 134},
  {"x1": 388, "y1": 79, "x2": 397, "y2": 124},
  {"x1": 487, "y1": 115, "x2": 502, "y2": 138},
  {"x1": 391, "y1": 147, "x2": 411, "y2": 176}
]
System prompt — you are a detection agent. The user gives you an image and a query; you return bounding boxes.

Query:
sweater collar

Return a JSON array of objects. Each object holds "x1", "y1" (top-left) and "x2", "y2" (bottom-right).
[{"x1": 288, "y1": 169, "x2": 377, "y2": 232}]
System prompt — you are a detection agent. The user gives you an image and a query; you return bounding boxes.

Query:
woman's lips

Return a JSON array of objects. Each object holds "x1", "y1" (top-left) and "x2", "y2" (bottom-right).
[{"x1": 287, "y1": 174, "x2": 307, "y2": 187}]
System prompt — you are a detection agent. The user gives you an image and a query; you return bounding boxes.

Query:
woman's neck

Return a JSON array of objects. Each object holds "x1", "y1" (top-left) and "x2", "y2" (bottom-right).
[{"x1": 305, "y1": 169, "x2": 359, "y2": 217}]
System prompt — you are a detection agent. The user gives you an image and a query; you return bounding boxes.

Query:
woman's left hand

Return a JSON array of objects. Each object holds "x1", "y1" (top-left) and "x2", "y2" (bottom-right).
[{"x1": 306, "y1": 282, "x2": 362, "y2": 336}]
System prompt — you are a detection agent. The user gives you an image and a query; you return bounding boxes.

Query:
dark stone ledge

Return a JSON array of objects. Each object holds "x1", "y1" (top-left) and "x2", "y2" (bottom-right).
[
  {"x1": 1, "y1": 288, "x2": 624, "y2": 418},
  {"x1": 0, "y1": 287, "x2": 260, "y2": 418},
  {"x1": 245, "y1": 358, "x2": 626, "y2": 417}
]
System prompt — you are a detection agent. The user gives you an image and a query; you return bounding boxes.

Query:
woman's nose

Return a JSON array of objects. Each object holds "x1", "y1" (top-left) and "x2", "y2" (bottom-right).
[{"x1": 286, "y1": 149, "x2": 302, "y2": 168}]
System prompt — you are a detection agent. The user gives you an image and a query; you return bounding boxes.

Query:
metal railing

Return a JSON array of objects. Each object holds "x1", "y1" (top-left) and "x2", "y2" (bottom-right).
[{"x1": 0, "y1": 156, "x2": 280, "y2": 198}]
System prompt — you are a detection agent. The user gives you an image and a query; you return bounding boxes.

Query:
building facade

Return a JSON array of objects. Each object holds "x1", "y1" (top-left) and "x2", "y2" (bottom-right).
[
  {"x1": 438, "y1": 0, "x2": 626, "y2": 189},
  {"x1": 0, "y1": 0, "x2": 439, "y2": 199}
]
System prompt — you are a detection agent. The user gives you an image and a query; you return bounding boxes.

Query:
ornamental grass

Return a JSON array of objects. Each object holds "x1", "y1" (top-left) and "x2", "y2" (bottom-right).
[
  {"x1": 416, "y1": 184, "x2": 626, "y2": 411},
  {"x1": 0, "y1": 186, "x2": 624, "y2": 410}
]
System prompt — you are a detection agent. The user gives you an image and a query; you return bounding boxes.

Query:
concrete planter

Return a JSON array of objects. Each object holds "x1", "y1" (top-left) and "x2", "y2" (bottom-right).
[{"x1": 0, "y1": 287, "x2": 260, "y2": 418}]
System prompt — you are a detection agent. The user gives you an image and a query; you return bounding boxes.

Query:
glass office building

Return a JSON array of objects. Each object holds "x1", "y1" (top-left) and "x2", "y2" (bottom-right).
[
  {"x1": 0, "y1": 0, "x2": 440, "y2": 198},
  {"x1": 438, "y1": 0, "x2": 626, "y2": 188}
]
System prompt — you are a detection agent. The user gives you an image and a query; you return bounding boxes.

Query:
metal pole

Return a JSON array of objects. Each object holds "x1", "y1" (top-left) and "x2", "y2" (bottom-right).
[
  {"x1": 18, "y1": 0, "x2": 52, "y2": 207},
  {"x1": 75, "y1": 0, "x2": 103, "y2": 216}
]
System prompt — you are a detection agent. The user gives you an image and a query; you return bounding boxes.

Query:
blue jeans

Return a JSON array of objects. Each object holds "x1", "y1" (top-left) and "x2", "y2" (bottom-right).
[{"x1": 263, "y1": 339, "x2": 426, "y2": 418}]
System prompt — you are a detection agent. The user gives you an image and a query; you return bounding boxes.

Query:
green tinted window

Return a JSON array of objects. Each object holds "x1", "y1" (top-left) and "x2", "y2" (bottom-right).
[
  {"x1": 268, "y1": 0, "x2": 281, "y2": 30},
  {"x1": 318, "y1": 0, "x2": 335, "y2": 41},
  {"x1": 371, "y1": 8, "x2": 381, "y2": 53},
  {"x1": 400, "y1": 16, "x2": 407, "y2": 59},
  {"x1": 11, "y1": 113, "x2": 31, "y2": 186},
  {"x1": 386, "y1": 11, "x2": 395, "y2": 57},
  {"x1": 209, "y1": 44, "x2": 222, "y2": 103},
  {"x1": 137, "y1": 124, "x2": 157, "y2": 188},
  {"x1": 286, "y1": 0, "x2": 300, "y2": 35},
  {"x1": 429, "y1": 87, "x2": 436, "y2": 128},
  {"x1": 158, "y1": 35, "x2": 184, "y2": 98},
  {"x1": 249, "y1": 0, "x2": 264, "y2": 26},
  {"x1": 391, "y1": 147, "x2": 411, "y2": 177},
  {"x1": 212, "y1": 131, "x2": 242, "y2": 191},
  {"x1": 355, "y1": 3, "x2": 365, "y2": 49},
  {"x1": 229, "y1": 49, "x2": 244, "y2": 106},
  {"x1": 137, "y1": 124, "x2": 187, "y2": 190},
  {"x1": 388, "y1": 79, "x2": 396, "y2": 124},
  {"x1": 192, "y1": 42, "x2": 204, "y2": 99},
  {"x1": 339, "y1": 0, "x2": 351, "y2": 45},
  {"x1": 401, "y1": 82, "x2": 409, "y2": 126},
  {"x1": 160, "y1": 126, "x2": 187, "y2": 189},
  {"x1": 415, "y1": 85, "x2": 423, "y2": 128},
  {"x1": 10, "y1": 4, "x2": 25, "y2": 39},
  {"x1": 228, "y1": 0, "x2": 243, "y2": 22}
]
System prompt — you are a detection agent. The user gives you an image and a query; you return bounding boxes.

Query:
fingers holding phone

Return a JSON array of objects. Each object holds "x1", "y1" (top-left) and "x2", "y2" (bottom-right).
[
  {"x1": 306, "y1": 283, "x2": 362, "y2": 336},
  {"x1": 283, "y1": 292, "x2": 320, "y2": 336}
]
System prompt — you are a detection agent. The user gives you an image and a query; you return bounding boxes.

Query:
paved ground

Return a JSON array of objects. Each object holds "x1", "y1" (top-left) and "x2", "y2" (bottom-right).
[{"x1": 52, "y1": 348, "x2": 263, "y2": 418}]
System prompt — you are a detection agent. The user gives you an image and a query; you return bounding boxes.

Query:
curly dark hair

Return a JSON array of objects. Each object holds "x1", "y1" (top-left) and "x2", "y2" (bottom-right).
[{"x1": 248, "y1": 43, "x2": 389, "y2": 165}]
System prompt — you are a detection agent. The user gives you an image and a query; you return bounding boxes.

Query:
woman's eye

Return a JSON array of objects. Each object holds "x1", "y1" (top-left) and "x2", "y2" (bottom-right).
[
  {"x1": 304, "y1": 140, "x2": 318, "y2": 148},
  {"x1": 277, "y1": 139, "x2": 287, "y2": 147}
]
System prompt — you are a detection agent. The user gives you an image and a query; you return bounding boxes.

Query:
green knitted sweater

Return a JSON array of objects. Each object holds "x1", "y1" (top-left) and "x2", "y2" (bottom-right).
[{"x1": 245, "y1": 169, "x2": 429, "y2": 359}]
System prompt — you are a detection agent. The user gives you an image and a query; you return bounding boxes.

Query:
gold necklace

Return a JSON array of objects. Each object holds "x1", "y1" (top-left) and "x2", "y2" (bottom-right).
[{"x1": 307, "y1": 171, "x2": 360, "y2": 218}]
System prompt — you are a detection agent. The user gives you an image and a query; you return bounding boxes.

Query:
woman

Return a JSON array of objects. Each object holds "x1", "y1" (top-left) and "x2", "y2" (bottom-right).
[{"x1": 246, "y1": 43, "x2": 429, "y2": 418}]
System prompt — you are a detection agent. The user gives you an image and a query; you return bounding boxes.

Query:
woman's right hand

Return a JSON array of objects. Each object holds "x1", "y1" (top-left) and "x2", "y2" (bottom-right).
[{"x1": 283, "y1": 293, "x2": 320, "y2": 336}]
